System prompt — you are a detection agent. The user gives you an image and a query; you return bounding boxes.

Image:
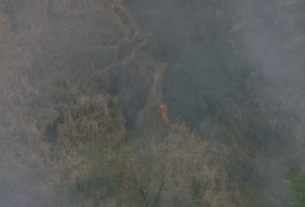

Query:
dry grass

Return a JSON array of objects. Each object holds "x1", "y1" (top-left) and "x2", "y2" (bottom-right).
[
  {"x1": 0, "y1": 0, "x2": 149, "y2": 206},
  {"x1": 162, "y1": 123, "x2": 239, "y2": 207},
  {"x1": 1, "y1": 0, "x2": 305, "y2": 206}
]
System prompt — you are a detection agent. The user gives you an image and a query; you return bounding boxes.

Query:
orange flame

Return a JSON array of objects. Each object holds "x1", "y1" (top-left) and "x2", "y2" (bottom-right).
[
  {"x1": 160, "y1": 103, "x2": 169, "y2": 123},
  {"x1": 158, "y1": 93, "x2": 169, "y2": 123},
  {"x1": 284, "y1": 0, "x2": 298, "y2": 6},
  {"x1": 229, "y1": 24, "x2": 242, "y2": 34}
]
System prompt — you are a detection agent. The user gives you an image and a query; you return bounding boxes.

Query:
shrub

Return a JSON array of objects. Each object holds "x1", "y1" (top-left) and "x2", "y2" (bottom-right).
[
  {"x1": 43, "y1": 94, "x2": 131, "y2": 206},
  {"x1": 162, "y1": 123, "x2": 239, "y2": 207},
  {"x1": 291, "y1": 172, "x2": 305, "y2": 207}
]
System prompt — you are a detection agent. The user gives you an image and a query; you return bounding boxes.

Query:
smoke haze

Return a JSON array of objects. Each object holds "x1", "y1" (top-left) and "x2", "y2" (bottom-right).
[{"x1": 1, "y1": 0, "x2": 305, "y2": 206}]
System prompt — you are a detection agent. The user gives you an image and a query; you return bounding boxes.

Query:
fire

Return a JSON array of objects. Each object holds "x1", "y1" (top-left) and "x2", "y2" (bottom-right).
[
  {"x1": 160, "y1": 103, "x2": 169, "y2": 123},
  {"x1": 284, "y1": 0, "x2": 298, "y2": 6},
  {"x1": 229, "y1": 24, "x2": 242, "y2": 34},
  {"x1": 158, "y1": 93, "x2": 169, "y2": 123}
]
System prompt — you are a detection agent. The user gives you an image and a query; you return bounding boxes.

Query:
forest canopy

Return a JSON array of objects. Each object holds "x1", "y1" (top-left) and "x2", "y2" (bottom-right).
[{"x1": 0, "y1": 0, "x2": 305, "y2": 206}]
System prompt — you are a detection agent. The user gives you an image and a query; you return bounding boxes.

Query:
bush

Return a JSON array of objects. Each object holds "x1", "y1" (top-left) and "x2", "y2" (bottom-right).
[
  {"x1": 43, "y1": 94, "x2": 132, "y2": 206},
  {"x1": 291, "y1": 172, "x2": 305, "y2": 207},
  {"x1": 162, "y1": 123, "x2": 239, "y2": 207}
]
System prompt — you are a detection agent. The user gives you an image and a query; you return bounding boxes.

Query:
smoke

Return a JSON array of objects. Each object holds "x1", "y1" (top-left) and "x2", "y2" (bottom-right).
[
  {"x1": 1, "y1": 0, "x2": 305, "y2": 206},
  {"x1": 129, "y1": 0, "x2": 245, "y2": 127},
  {"x1": 127, "y1": 0, "x2": 305, "y2": 205},
  {"x1": 0, "y1": 0, "x2": 128, "y2": 206},
  {"x1": 128, "y1": 0, "x2": 305, "y2": 127},
  {"x1": 238, "y1": 1, "x2": 305, "y2": 81}
]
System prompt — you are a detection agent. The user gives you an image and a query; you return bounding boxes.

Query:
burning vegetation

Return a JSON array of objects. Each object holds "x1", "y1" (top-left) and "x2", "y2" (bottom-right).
[
  {"x1": 1, "y1": 0, "x2": 305, "y2": 207},
  {"x1": 158, "y1": 93, "x2": 169, "y2": 123}
]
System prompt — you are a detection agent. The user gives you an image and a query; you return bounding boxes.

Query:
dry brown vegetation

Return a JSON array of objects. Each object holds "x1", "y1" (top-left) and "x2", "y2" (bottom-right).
[
  {"x1": 1, "y1": 0, "x2": 305, "y2": 206},
  {"x1": 27, "y1": 94, "x2": 239, "y2": 206},
  {"x1": 162, "y1": 124, "x2": 239, "y2": 207},
  {"x1": 0, "y1": 0, "x2": 153, "y2": 206}
]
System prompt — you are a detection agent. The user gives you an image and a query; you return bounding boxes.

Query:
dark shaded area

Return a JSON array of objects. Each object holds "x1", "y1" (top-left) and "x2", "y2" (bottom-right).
[
  {"x1": 2, "y1": 0, "x2": 305, "y2": 206},
  {"x1": 118, "y1": 41, "x2": 134, "y2": 61},
  {"x1": 125, "y1": 1, "x2": 305, "y2": 206},
  {"x1": 128, "y1": 0, "x2": 255, "y2": 129},
  {"x1": 110, "y1": 65, "x2": 153, "y2": 130},
  {"x1": 45, "y1": 113, "x2": 64, "y2": 142}
]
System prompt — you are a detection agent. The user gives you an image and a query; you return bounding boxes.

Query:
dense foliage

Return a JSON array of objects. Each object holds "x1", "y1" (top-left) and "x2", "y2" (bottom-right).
[{"x1": 0, "y1": 0, "x2": 305, "y2": 206}]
